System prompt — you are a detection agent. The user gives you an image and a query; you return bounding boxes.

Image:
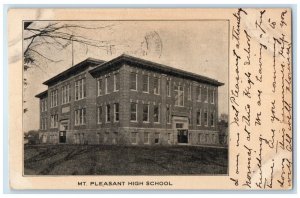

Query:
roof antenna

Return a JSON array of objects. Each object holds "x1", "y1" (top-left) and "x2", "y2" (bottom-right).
[{"x1": 71, "y1": 35, "x2": 74, "y2": 66}]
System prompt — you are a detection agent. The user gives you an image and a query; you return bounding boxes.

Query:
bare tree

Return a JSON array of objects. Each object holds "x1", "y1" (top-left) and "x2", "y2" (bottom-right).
[
  {"x1": 23, "y1": 21, "x2": 115, "y2": 69},
  {"x1": 23, "y1": 21, "x2": 116, "y2": 113}
]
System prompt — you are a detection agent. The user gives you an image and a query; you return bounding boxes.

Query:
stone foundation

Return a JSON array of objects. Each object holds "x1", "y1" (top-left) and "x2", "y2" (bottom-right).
[{"x1": 38, "y1": 128, "x2": 220, "y2": 146}]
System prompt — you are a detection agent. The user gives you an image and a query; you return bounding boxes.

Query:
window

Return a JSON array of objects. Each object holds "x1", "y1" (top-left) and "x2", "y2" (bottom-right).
[
  {"x1": 41, "y1": 100, "x2": 44, "y2": 112},
  {"x1": 153, "y1": 104, "x2": 160, "y2": 123},
  {"x1": 45, "y1": 118, "x2": 48, "y2": 130},
  {"x1": 41, "y1": 118, "x2": 44, "y2": 130},
  {"x1": 176, "y1": 123, "x2": 184, "y2": 128},
  {"x1": 96, "y1": 133, "x2": 101, "y2": 144},
  {"x1": 144, "y1": 132, "x2": 150, "y2": 144},
  {"x1": 80, "y1": 133, "x2": 85, "y2": 144},
  {"x1": 41, "y1": 99, "x2": 47, "y2": 112},
  {"x1": 198, "y1": 133, "x2": 201, "y2": 144},
  {"x1": 114, "y1": 103, "x2": 119, "y2": 122},
  {"x1": 50, "y1": 115, "x2": 54, "y2": 128},
  {"x1": 166, "y1": 80, "x2": 171, "y2": 97},
  {"x1": 197, "y1": 110, "x2": 201, "y2": 125},
  {"x1": 204, "y1": 109, "x2": 208, "y2": 126},
  {"x1": 175, "y1": 84, "x2": 184, "y2": 107},
  {"x1": 75, "y1": 108, "x2": 86, "y2": 125},
  {"x1": 105, "y1": 76, "x2": 109, "y2": 94},
  {"x1": 104, "y1": 132, "x2": 109, "y2": 143},
  {"x1": 75, "y1": 78, "x2": 86, "y2": 100},
  {"x1": 41, "y1": 117, "x2": 47, "y2": 130},
  {"x1": 114, "y1": 72, "x2": 120, "y2": 91},
  {"x1": 205, "y1": 134, "x2": 209, "y2": 143},
  {"x1": 168, "y1": 133, "x2": 171, "y2": 144},
  {"x1": 166, "y1": 105, "x2": 171, "y2": 124},
  {"x1": 106, "y1": 104, "x2": 111, "y2": 122},
  {"x1": 44, "y1": 99, "x2": 47, "y2": 111},
  {"x1": 50, "y1": 89, "x2": 58, "y2": 107},
  {"x1": 188, "y1": 83, "x2": 192, "y2": 100},
  {"x1": 197, "y1": 86, "x2": 201, "y2": 101},
  {"x1": 55, "y1": 115, "x2": 58, "y2": 127},
  {"x1": 210, "y1": 111, "x2": 215, "y2": 127},
  {"x1": 97, "y1": 78, "x2": 103, "y2": 96},
  {"x1": 154, "y1": 132, "x2": 160, "y2": 144},
  {"x1": 207, "y1": 88, "x2": 209, "y2": 102},
  {"x1": 131, "y1": 132, "x2": 138, "y2": 144},
  {"x1": 204, "y1": 87, "x2": 208, "y2": 103},
  {"x1": 61, "y1": 84, "x2": 71, "y2": 104},
  {"x1": 189, "y1": 109, "x2": 192, "y2": 124},
  {"x1": 83, "y1": 109, "x2": 86, "y2": 124},
  {"x1": 142, "y1": 75, "x2": 149, "y2": 93},
  {"x1": 153, "y1": 77, "x2": 160, "y2": 95},
  {"x1": 130, "y1": 72, "x2": 137, "y2": 91},
  {"x1": 112, "y1": 132, "x2": 118, "y2": 144},
  {"x1": 50, "y1": 114, "x2": 58, "y2": 128},
  {"x1": 143, "y1": 104, "x2": 149, "y2": 122},
  {"x1": 211, "y1": 89, "x2": 215, "y2": 104},
  {"x1": 130, "y1": 102, "x2": 137, "y2": 121},
  {"x1": 97, "y1": 106, "x2": 102, "y2": 124}
]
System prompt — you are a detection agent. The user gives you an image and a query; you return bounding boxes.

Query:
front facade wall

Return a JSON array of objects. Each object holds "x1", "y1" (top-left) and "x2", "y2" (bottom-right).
[{"x1": 38, "y1": 61, "x2": 221, "y2": 146}]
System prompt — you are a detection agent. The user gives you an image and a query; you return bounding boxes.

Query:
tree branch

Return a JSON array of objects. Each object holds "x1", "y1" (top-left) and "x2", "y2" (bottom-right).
[{"x1": 28, "y1": 48, "x2": 62, "y2": 63}]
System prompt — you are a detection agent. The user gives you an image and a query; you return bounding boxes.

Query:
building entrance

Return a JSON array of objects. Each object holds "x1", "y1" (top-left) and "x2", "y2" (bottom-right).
[
  {"x1": 59, "y1": 131, "x2": 66, "y2": 143},
  {"x1": 172, "y1": 116, "x2": 189, "y2": 144},
  {"x1": 177, "y1": 129, "x2": 188, "y2": 143},
  {"x1": 59, "y1": 120, "x2": 69, "y2": 143}
]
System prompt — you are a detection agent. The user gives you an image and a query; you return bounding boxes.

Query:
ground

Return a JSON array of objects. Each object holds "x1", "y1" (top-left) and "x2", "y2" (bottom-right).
[{"x1": 24, "y1": 144, "x2": 228, "y2": 175}]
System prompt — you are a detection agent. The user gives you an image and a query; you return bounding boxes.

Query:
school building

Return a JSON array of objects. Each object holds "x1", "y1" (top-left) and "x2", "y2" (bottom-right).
[{"x1": 35, "y1": 54, "x2": 224, "y2": 146}]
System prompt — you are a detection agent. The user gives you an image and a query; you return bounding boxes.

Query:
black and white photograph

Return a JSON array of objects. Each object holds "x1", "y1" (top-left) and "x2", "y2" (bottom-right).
[{"x1": 23, "y1": 20, "x2": 229, "y2": 176}]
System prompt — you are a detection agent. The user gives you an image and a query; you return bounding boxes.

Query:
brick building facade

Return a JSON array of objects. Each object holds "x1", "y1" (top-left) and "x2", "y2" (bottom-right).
[{"x1": 35, "y1": 54, "x2": 224, "y2": 146}]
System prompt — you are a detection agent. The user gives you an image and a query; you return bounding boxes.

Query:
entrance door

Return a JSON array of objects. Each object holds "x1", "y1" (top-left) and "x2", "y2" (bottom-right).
[
  {"x1": 59, "y1": 120, "x2": 69, "y2": 143},
  {"x1": 59, "y1": 131, "x2": 66, "y2": 143},
  {"x1": 177, "y1": 129, "x2": 188, "y2": 143}
]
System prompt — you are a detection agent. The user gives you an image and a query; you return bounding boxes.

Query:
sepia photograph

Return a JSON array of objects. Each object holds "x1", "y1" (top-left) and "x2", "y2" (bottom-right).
[
  {"x1": 23, "y1": 20, "x2": 229, "y2": 176},
  {"x1": 7, "y1": 7, "x2": 292, "y2": 190}
]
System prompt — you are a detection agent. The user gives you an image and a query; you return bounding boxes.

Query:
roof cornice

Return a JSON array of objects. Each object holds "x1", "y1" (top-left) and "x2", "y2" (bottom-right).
[
  {"x1": 43, "y1": 58, "x2": 105, "y2": 86},
  {"x1": 90, "y1": 54, "x2": 224, "y2": 87},
  {"x1": 35, "y1": 90, "x2": 48, "y2": 98}
]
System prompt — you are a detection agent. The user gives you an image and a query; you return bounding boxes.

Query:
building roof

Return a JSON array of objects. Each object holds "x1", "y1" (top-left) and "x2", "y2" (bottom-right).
[
  {"x1": 35, "y1": 90, "x2": 48, "y2": 98},
  {"x1": 90, "y1": 54, "x2": 224, "y2": 86},
  {"x1": 43, "y1": 58, "x2": 106, "y2": 86}
]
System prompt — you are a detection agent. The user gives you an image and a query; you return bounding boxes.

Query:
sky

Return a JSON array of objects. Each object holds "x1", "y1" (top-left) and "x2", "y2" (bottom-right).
[{"x1": 23, "y1": 20, "x2": 229, "y2": 131}]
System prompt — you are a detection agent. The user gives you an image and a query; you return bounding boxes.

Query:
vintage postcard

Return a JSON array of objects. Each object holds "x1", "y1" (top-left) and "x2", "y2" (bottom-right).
[{"x1": 8, "y1": 8, "x2": 293, "y2": 190}]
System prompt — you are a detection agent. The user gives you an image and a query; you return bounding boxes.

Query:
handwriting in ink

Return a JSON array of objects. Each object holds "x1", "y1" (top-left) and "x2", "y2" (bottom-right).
[
  {"x1": 243, "y1": 72, "x2": 254, "y2": 98},
  {"x1": 272, "y1": 37, "x2": 282, "y2": 93},
  {"x1": 264, "y1": 159, "x2": 275, "y2": 188},
  {"x1": 280, "y1": 10, "x2": 287, "y2": 28},
  {"x1": 278, "y1": 34, "x2": 289, "y2": 58},
  {"x1": 285, "y1": 44, "x2": 292, "y2": 93},
  {"x1": 256, "y1": 43, "x2": 267, "y2": 82},
  {"x1": 232, "y1": 50, "x2": 241, "y2": 99},
  {"x1": 255, "y1": 10, "x2": 266, "y2": 38},
  {"x1": 277, "y1": 158, "x2": 292, "y2": 187},
  {"x1": 271, "y1": 100, "x2": 280, "y2": 123},
  {"x1": 232, "y1": 8, "x2": 248, "y2": 48},
  {"x1": 255, "y1": 112, "x2": 262, "y2": 126},
  {"x1": 244, "y1": 30, "x2": 251, "y2": 65},
  {"x1": 243, "y1": 145, "x2": 253, "y2": 188},
  {"x1": 257, "y1": 90, "x2": 262, "y2": 106},
  {"x1": 268, "y1": 18, "x2": 276, "y2": 29}
]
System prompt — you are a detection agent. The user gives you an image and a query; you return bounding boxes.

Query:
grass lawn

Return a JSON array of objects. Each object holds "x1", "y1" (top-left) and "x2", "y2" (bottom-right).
[{"x1": 24, "y1": 144, "x2": 228, "y2": 175}]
